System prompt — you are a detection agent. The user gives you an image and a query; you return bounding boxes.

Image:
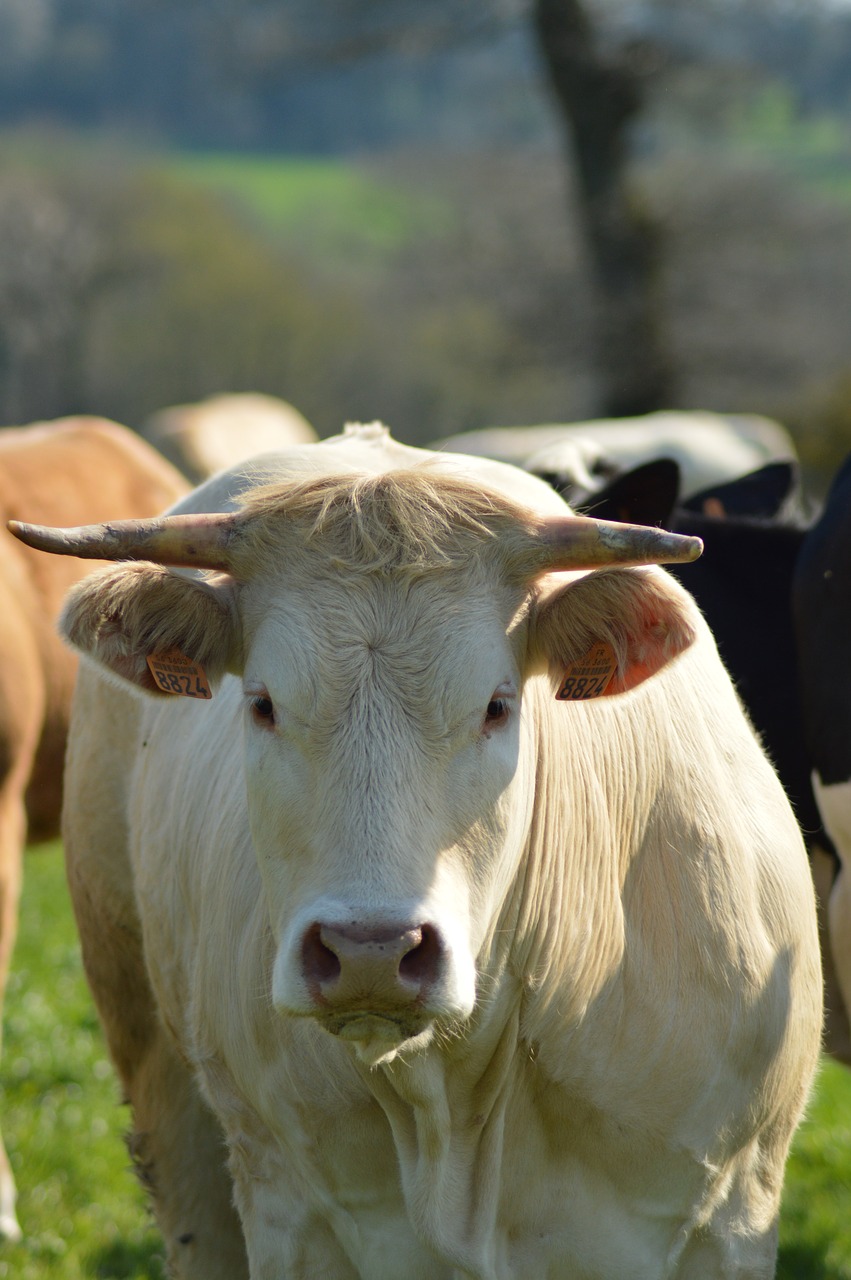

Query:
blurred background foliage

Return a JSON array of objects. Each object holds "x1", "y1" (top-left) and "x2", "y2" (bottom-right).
[{"x1": 0, "y1": 0, "x2": 851, "y2": 475}]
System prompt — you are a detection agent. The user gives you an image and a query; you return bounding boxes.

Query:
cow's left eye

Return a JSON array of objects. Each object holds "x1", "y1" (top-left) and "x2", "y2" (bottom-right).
[
  {"x1": 484, "y1": 697, "x2": 510, "y2": 730},
  {"x1": 250, "y1": 694, "x2": 276, "y2": 727}
]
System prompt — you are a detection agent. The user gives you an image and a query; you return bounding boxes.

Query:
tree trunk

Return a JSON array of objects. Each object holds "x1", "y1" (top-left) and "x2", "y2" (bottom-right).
[{"x1": 533, "y1": 0, "x2": 676, "y2": 416}]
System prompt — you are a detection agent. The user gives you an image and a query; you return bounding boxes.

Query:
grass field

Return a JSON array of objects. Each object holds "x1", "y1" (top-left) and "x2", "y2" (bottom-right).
[
  {"x1": 723, "y1": 88, "x2": 851, "y2": 203},
  {"x1": 0, "y1": 843, "x2": 850, "y2": 1278},
  {"x1": 168, "y1": 151, "x2": 453, "y2": 259},
  {"x1": 0, "y1": 843, "x2": 163, "y2": 1280},
  {"x1": 0, "y1": 131, "x2": 454, "y2": 271}
]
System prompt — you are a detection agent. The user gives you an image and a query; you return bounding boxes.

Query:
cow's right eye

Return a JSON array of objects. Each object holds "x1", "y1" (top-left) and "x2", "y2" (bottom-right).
[{"x1": 250, "y1": 695, "x2": 276, "y2": 727}]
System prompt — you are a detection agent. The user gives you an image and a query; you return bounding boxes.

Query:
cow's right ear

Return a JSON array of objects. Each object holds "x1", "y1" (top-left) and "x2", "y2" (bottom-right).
[{"x1": 60, "y1": 562, "x2": 239, "y2": 696}]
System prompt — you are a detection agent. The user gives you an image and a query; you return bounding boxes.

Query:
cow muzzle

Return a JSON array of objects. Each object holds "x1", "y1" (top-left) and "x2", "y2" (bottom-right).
[{"x1": 298, "y1": 918, "x2": 447, "y2": 1044}]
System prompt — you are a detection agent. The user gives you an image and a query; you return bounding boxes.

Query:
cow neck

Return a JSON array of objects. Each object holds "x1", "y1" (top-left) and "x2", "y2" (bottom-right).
[
  {"x1": 508, "y1": 678, "x2": 634, "y2": 1051},
  {"x1": 361, "y1": 992, "x2": 523, "y2": 1278}
]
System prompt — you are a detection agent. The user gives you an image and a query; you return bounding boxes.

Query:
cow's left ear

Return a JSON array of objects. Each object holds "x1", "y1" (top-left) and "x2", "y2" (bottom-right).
[{"x1": 528, "y1": 567, "x2": 700, "y2": 698}]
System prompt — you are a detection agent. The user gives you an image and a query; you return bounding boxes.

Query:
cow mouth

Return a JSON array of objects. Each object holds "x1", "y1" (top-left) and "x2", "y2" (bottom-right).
[
  {"x1": 323, "y1": 1010, "x2": 429, "y2": 1042},
  {"x1": 319, "y1": 1010, "x2": 434, "y2": 1062}
]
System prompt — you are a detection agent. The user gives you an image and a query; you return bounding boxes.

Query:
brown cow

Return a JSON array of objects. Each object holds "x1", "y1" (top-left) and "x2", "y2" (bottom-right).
[{"x1": 0, "y1": 416, "x2": 187, "y2": 1240}]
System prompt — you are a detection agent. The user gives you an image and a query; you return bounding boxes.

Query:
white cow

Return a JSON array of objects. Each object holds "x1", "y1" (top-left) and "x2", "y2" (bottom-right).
[
  {"x1": 13, "y1": 423, "x2": 821, "y2": 1278},
  {"x1": 433, "y1": 410, "x2": 798, "y2": 506}
]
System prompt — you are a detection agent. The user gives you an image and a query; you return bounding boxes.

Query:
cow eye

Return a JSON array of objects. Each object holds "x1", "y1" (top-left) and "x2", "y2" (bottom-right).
[
  {"x1": 484, "y1": 697, "x2": 510, "y2": 730},
  {"x1": 250, "y1": 694, "x2": 276, "y2": 727}
]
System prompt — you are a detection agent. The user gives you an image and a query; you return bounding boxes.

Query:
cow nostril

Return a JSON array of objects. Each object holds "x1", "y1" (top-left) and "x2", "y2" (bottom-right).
[
  {"x1": 301, "y1": 923, "x2": 341, "y2": 986},
  {"x1": 399, "y1": 923, "x2": 442, "y2": 988},
  {"x1": 300, "y1": 918, "x2": 446, "y2": 1008}
]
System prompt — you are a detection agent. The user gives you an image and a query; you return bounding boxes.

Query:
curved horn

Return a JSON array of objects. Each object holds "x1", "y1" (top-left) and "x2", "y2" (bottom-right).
[
  {"x1": 535, "y1": 515, "x2": 702, "y2": 571},
  {"x1": 7, "y1": 512, "x2": 241, "y2": 570},
  {"x1": 7, "y1": 508, "x2": 702, "y2": 574}
]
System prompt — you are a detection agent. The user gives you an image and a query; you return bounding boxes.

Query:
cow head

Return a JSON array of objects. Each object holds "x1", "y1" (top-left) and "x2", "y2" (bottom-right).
[{"x1": 10, "y1": 469, "x2": 702, "y2": 1063}]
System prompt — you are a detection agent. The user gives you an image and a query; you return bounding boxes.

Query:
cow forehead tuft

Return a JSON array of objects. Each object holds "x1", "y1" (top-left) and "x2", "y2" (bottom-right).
[{"x1": 232, "y1": 468, "x2": 539, "y2": 577}]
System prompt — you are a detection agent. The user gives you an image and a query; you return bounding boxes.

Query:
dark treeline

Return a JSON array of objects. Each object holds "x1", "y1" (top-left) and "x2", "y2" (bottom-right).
[
  {"x1": 0, "y1": 2, "x2": 547, "y2": 153},
  {"x1": 3, "y1": 1, "x2": 851, "y2": 477},
  {"x1": 2, "y1": 1, "x2": 851, "y2": 155}
]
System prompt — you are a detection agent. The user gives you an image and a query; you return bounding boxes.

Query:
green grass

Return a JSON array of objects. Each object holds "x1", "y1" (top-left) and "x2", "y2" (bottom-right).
[
  {"x1": 167, "y1": 152, "x2": 453, "y2": 258},
  {"x1": 726, "y1": 86, "x2": 851, "y2": 203},
  {"x1": 0, "y1": 843, "x2": 163, "y2": 1279},
  {"x1": 0, "y1": 129, "x2": 455, "y2": 264},
  {"x1": 779, "y1": 1056, "x2": 851, "y2": 1278},
  {"x1": 1, "y1": 844, "x2": 850, "y2": 1276}
]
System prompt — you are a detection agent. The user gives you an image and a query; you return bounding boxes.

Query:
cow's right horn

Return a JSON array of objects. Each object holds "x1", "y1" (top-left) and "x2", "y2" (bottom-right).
[{"x1": 7, "y1": 512, "x2": 241, "y2": 571}]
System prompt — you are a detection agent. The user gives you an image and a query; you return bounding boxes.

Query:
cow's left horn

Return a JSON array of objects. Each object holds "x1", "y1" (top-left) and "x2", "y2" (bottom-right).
[
  {"x1": 7, "y1": 512, "x2": 240, "y2": 570},
  {"x1": 536, "y1": 515, "x2": 702, "y2": 571}
]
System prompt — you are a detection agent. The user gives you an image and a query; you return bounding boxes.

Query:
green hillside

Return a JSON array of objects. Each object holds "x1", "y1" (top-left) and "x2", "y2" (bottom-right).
[{"x1": 170, "y1": 152, "x2": 453, "y2": 257}]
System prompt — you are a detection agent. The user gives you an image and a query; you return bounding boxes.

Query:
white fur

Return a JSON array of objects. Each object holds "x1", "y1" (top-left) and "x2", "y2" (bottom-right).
[{"x1": 434, "y1": 410, "x2": 797, "y2": 499}]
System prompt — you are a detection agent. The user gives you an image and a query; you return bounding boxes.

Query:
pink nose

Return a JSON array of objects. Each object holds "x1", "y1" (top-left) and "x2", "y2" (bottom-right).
[{"x1": 301, "y1": 920, "x2": 444, "y2": 1011}]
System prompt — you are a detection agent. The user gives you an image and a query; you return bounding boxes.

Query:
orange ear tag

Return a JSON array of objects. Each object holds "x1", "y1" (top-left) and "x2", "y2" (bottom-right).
[
  {"x1": 146, "y1": 648, "x2": 213, "y2": 700},
  {"x1": 556, "y1": 640, "x2": 618, "y2": 701}
]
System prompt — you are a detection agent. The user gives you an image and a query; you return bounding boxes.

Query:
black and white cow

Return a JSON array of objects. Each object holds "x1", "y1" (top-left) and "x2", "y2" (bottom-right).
[{"x1": 793, "y1": 454, "x2": 851, "y2": 1060}]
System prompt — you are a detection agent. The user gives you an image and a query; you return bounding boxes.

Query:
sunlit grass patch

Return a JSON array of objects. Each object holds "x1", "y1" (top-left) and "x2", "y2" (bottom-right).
[
  {"x1": 778, "y1": 1054, "x2": 851, "y2": 1279},
  {"x1": 0, "y1": 843, "x2": 163, "y2": 1279},
  {"x1": 168, "y1": 151, "x2": 453, "y2": 257}
]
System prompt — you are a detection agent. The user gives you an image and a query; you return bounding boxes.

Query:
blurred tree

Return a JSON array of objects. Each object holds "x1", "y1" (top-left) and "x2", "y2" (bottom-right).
[
  {"x1": 302, "y1": 0, "x2": 679, "y2": 414},
  {"x1": 232, "y1": 0, "x2": 851, "y2": 421},
  {"x1": 0, "y1": 152, "x2": 388, "y2": 433},
  {"x1": 0, "y1": 0, "x2": 848, "y2": 434},
  {"x1": 0, "y1": 164, "x2": 133, "y2": 422},
  {"x1": 531, "y1": 0, "x2": 674, "y2": 414},
  {"x1": 225, "y1": 2, "x2": 844, "y2": 423},
  {"x1": 205, "y1": 0, "x2": 675, "y2": 415},
  {"x1": 87, "y1": 173, "x2": 372, "y2": 433}
]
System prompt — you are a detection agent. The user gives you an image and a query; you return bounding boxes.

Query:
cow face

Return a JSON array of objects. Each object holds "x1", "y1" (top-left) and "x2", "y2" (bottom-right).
[
  {"x1": 236, "y1": 564, "x2": 533, "y2": 1061},
  {"x1": 44, "y1": 470, "x2": 700, "y2": 1063}
]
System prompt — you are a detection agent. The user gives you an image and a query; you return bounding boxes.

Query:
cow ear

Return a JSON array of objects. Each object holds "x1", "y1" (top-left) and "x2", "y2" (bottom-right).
[
  {"x1": 579, "y1": 458, "x2": 681, "y2": 528},
  {"x1": 681, "y1": 461, "x2": 799, "y2": 519},
  {"x1": 528, "y1": 567, "x2": 700, "y2": 698},
  {"x1": 60, "y1": 562, "x2": 239, "y2": 697}
]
